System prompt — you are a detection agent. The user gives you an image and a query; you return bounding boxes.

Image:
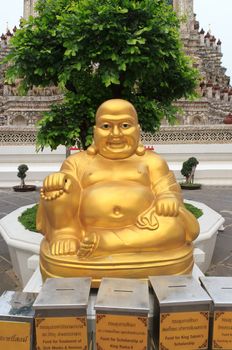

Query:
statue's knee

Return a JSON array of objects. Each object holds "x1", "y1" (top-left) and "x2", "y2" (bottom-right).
[{"x1": 157, "y1": 216, "x2": 185, "y2": 238}]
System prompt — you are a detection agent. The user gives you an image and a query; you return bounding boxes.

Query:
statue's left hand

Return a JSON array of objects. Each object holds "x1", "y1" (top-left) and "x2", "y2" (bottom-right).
[
  {"x1": 40, "y1": 173, "x2": 78, "y2": 201},
  {"x1": 43, "y1": 172, "x2": 72, "y2": 193},
  {"x1": 155, "y1": 197, "x2": 179, "y2": 217}
]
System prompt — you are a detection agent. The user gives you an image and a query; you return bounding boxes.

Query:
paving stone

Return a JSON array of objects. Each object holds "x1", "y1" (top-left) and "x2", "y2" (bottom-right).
[
  {"x1": 0, "y1": 195, "x2": 38, "y2": 207},
  {"x1": 206, "y1": 264, "x2": 232, "y2": 277},
  {"x1": 0, "y1": 242, "x2": 11, "y2": 262},
  {"x1": 0, "y1": 190, "x2": 40, "y2": 217},
  {"x1": 0, "y1": 213, "x2": 8, "y2": 219},
  {"x1": 183, "y1": 186, "x2": 232, "y2": 214},
  {"x1": 0, "y1": 255, "x2": 12, "y2": 272},
  {"x1": 206, "y1": 232, "x2": 232, "y2": 266},
  {"x1": 0, "y1": 252, "x2": 12, "y2": 267},
  {"x1": 0, "y1": 203, "x2": 23, "y2": 214},
  {"x1": 223, "y1": 256, "x2": 232, "y2": 266},
  {"x1": 0, "y1": 270, "x2": 21, "y2": 294}
]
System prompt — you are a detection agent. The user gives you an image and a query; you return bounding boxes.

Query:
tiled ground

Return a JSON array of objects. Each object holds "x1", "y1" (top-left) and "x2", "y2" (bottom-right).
[
  {"x1": 0, "y1": 188, "x2": 40, "y2": 293},
  {"x1": 183, "y1": 186, "x2": 232, "y2": 276}
]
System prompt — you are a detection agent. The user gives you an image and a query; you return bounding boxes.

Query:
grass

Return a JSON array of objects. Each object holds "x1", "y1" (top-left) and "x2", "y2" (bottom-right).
[
  {"x1": 18, "y1": 202, "x2": 203, "y2": 232},
  {"x1": 18, "y1": 204, "x2": 38, "y2": 232},
  {"x1": 184, "y1": 202, "x2": 203, "y2": 219}
]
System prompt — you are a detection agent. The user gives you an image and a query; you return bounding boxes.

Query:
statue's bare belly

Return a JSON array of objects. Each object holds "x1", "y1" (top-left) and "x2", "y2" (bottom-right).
[{"x1": 80, "y1": 181, "x2": 154, "y2": 228}]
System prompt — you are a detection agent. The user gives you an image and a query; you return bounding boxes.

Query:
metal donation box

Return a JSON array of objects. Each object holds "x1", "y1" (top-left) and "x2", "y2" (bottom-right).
[
  {"x1": 95, "y1": 278, "x2": 150, "y2": 350},
  {"x1": 201, "y1": 276, "x2": 232, "y2": 350},
  {"x1": 33, "y1": 277, "x2": 91, "y2": 350},
  {"x1": 149, "y1": 275, "x2": 211, "y2": 350},
  {"x1": 0, "y1": 291, "x2": 36, "y2": 350}
]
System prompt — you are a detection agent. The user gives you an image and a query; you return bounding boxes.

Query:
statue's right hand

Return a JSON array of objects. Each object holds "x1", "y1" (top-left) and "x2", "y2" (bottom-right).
[
  {"x1": 43, "y1": 172, "x2": 71, "y2": 193},
  {"x1": 50, "y1": 237, "x2": 79, "y2": 256}
]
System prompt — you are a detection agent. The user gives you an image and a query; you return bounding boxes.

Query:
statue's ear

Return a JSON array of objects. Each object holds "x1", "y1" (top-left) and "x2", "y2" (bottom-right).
[
  {"x1": 135, "y1": 143, "x2": 145, "y2": 156},
  {"x1": 87, "y1": 142, "x2": 98, "y2": 155}
]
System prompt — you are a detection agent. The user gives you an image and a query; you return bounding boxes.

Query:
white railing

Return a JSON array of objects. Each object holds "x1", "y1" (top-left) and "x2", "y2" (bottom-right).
[
  {"x1": 141, "y1": 125, "x2": 232, "y2": 145},
  {"x1": 1, "y1": 124, "x2": 232, "y2": 145},
  {"x1": 0, "y1": 126, "x2": 37, "y2": 145}
]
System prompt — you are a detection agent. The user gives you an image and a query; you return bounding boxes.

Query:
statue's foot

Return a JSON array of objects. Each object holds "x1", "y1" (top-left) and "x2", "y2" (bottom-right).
[
  {"x1": 77, "y1": 233, "x2": 98, "y2": 260},
  {"x1": 50, "y1": 238, "x2": 79, "y2": 256}
]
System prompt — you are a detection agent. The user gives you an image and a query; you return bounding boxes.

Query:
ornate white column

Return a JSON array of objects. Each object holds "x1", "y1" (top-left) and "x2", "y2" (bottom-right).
[
  {"x1": 23, "y1": 0, "x2": 36, "y2": 19},
  {"x1": 173, "y1": 0, "x2": 194, "y2": 37}
]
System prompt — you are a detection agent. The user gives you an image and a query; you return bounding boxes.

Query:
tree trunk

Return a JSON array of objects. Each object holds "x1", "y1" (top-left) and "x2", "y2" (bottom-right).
[
  {"x1": 111, "y1": 84, "x2": 123, "y2": 98},
  {"x1": 79, "y1": 124, "x2": 88, "y2": 150},
  {"x1": 111, "y1": 74, "x2": 125, "y2": 98}
]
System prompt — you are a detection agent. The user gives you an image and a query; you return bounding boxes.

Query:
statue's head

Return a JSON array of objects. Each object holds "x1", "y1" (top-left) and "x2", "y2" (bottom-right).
[{"x1": 88, "y1": 99, "x2": 144, "y2": 159}]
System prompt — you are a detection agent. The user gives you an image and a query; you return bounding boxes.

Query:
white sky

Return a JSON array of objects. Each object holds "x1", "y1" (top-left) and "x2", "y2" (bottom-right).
[
  {"x1": 194, "y1": 0, "x2": 232, "y2": 80},
  {"x1": 0, "y1": 0, "x2": 231, "y2": 80}
]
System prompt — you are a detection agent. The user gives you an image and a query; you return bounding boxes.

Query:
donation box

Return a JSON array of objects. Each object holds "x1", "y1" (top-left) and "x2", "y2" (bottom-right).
[
  {"x1": 149, "y1": 275, "x2": 211, "y2": 350},
  {"x1": 0, "y1": 290, "x2": 36, "y2": 350},
  {"x1": 33, "y1": 277, "x2": 91, "y2": 350},
  {"x1": 201, "y1": 276, "x2": 232, "y2": 350},
  {"x1": 95, "y1": 277, "x2": 150, "y2": 350}
]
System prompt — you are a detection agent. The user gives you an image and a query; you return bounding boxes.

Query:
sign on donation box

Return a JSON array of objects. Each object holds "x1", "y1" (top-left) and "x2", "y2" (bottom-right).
[
  {"x1": 200, "y1": 277, "x2": 232, "y2": 350},
  {"x1": 95, "y1": 278, "x2": 150, "y2": 350},
  {"x1": 149, "y1": 275, "x2": 211, "y2": 350},
  {"x1": 0, "y1": 291, "x2": 36, "y2": 350},
  {"x1": 33, "y1": 277, "x2": 91, "y2": 350}
]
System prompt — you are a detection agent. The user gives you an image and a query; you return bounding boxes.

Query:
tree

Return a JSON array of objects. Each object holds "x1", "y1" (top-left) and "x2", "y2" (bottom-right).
[
  {"x1": 5, "y1": 0, "x2": 198, "y2": 150},
  {"x1": 17, "y1": 164, "x2": 29, "y2": 188},
  {"x1": 181, "y1": 157, "x2": 199, "y2": 184}
]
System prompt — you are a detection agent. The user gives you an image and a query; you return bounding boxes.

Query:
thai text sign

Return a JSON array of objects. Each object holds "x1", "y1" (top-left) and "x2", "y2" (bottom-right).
[
  {"x1": 159, "y1": 311, "x2": 209, "y2": 349},
  {"x1": 96, "y1": 313, "x2": 148, "y2": 350},
  {"x1": 35, "y1": 316, "x2": 88, "y2": 350},
  {"x1": 213, "y1": 311, "x2": 232, "y2": 349},
  {"x1": 0, "y1": 320, "x2": 31, "y2": 350}
]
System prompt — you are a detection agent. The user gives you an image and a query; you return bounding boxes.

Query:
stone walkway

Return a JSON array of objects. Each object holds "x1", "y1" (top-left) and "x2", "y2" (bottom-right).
[
  {"x1": 183, "y1": 186, "x2": 232, "y2": 277},
  {"x1": 0, "y1": 188, "x2": 40, "y2": 293},
  {"x1": 0, "y1": 186, "x2": 231, "y2": 294}
]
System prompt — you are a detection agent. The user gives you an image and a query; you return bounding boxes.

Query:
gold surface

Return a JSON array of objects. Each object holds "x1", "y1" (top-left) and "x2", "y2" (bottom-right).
[{"x1": 37, "y1": 99, "x2": 200, "y2": 283}]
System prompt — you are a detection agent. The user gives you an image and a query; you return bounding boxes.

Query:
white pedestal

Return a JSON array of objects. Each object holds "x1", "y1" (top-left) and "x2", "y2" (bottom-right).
[{"x1": 23, "y1": 264, "x2": 205, "y2": 294}]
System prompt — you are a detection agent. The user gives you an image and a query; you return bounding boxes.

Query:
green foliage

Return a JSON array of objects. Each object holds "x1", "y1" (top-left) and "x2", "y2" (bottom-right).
[
  {"x1": 18, "y1": 204, "x2": 38, "y2": 232},
  {"x1": 6, "y1": 0, "x2": 198, "y2": 149},
  {"x1": 184, "y1": 202, "x2": 203, "y2": 219},
  {"x1": 181, "y1": 157, "x2": 199, "y2": 184},
  {"x1": 17, "y1": 164, "x2": 29, "y2": 180}
]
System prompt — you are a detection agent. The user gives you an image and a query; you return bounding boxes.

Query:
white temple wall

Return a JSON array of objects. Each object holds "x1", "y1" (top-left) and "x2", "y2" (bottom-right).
[{"x1": 0, "y1": 143, "x2": 231, "y2": 186}]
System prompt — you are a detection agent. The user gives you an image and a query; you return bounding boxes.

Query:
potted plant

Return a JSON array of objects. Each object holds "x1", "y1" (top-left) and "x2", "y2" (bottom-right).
[
  {"x1": 180, "y1": 157, "x2": 201, "y2": 190},
  {"x1": 13, "y1": 164, "x2": 36, "y2": 192}
]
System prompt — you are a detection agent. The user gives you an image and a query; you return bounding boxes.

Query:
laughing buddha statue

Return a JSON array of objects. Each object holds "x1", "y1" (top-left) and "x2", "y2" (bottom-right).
[{"x1": 37, "y1": 99, "x2": 199, "y2": 285}]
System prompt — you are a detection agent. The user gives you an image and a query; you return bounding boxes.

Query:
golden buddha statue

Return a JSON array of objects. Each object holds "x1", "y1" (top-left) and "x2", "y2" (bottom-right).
[{"x1": 37, "y1": 99, "x2": 199, "y2": 286}]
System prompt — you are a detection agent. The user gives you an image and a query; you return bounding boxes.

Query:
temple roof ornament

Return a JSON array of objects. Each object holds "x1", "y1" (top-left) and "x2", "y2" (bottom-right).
[{"x1": 0, "y1": 0, "x2": 231, "y2": 129}]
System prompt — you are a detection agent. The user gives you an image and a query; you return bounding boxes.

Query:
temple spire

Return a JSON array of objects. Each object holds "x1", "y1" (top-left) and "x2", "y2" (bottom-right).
[
  {"x1": 173, "y1": 0, "x2": 194, "y2": 36},
  {"x1": 23, "y1": 0, "x2": 36, "y2": 19}
]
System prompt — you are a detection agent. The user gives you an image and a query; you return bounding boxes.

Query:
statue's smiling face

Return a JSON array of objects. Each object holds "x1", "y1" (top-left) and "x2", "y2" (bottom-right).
[{"x1": 94, "y1": 100, "x2": 140, "y2": 159}]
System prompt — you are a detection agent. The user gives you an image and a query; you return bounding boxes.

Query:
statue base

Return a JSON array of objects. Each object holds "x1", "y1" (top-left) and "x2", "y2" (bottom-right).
[{"x1": 40, "y1": 239, "x2": 194, "y2": 287}]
